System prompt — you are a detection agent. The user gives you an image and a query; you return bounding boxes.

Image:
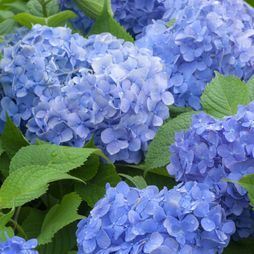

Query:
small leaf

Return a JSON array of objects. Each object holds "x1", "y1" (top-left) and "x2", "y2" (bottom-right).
[
  {"x1": 73, "y1": 0, "x2": 103, "y2": 19},
  {"x1": 145, "y1": 111, "x2": 197, "y2": 170},
  {"x1": 89, "y1": 0, "x2": 134, "y2": 42},
  {"x1": 10, "y1": 143, "x2": 102, "y2": 173},
  {"x1": 201, "y1": 73, "x2": 250, "y2": 118},
  {"x1": 235, "y1": 174, "x2": 254, "y2": 208},
  {"x1": 13, "y1": 11, "x2": 76, "y2": 29},
  {"x1": 1, "y1": 114, "x2": 29, "y2": 158},
  {"x1": 75, "y1": 163, "x2": 120, "y2": 207},
  {"x1": 0, "y1": 208, "x2": 15, "y2": 228},
  {"x1": 0, "y1": 165, "x2": 81, "y2": 209},
  {"x1": 38, "y1": 192, "x2": 83, "y2": 245},
  {"x1": 119, "y1": 174, "x2": 147, "y2": 189},
  {"x1": 247, "y1": 76, "x2": 254, "y2": 101}
]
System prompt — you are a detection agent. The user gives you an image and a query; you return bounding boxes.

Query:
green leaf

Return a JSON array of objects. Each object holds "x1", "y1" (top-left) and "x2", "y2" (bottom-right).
[
  {"x1": 247, "y1": 76, "x2": 254, "y2": 101},
  {"x1": 13, "y1": 11, "x2": 76, "y2": 29},
  {"x1": 0, "y1": 165, "x2": 81, "y2": 208},
  {"x1": 0, "y1": 226, "x2": 14, "y2": 242},
  {"x1": 1, "y1": 0, "x2": 28, "y2": 13},
  {"x1": 224, "y1": 239, "x2": 254, "y2": 254},
  {"x1": 26, "y1": 0, "x2": 59, "y2": 17},
  {"x1": 10, "y1": 143, "x2": 102, "y2": 173},
  {"x1": 38, "y1": 192, "x2": 83, "y2": 245},
  {"x1": 73, "y1": 0, "x2": 103, "y2": 19},
  {"x1": 1, "y1": 114, "x2": 29, "y2": 158},
  {"x1": 89, "y1": 0, "x2": 134, "y2": 42},
  {"x1": 201, "y1": 73, "x2": 250, "y2": 118},
  {"x1": 21, "y1": 208, "x2": 45, "y2": 238},
  {"x1": 235, "y1": 174, "x2": 254, "y2": 208},
  {"x1": 145, "y1": 111, "x2": 197, "y2": 170},
  {"x1": 0, "y1": 18, "x2": 17, "y2": 35},
  {"x1": 169, "y1": 105, "x2": 193, "y2": 118},
  {"x1": 0, "y1": 10, "x2": 14, "y2": 21},
  {"x1": 38, "y1": 223, "x2": 77, "y2": 254},
  {"x1": 0, "y1": 152, "x2": 10, "y2": 178},
  {"x1": 119, "y1": 174, "x2": 147, "y2": 189},
  {"x1": 0, "y1": 208, "x2": 15, "y2": 228},
  {"x1": 75, "y1": 163, "x2": 120, "y2": 207},
  {"x1": 245, "y1": 0, "x2": 254, "y2": 7},
  {"x1": 0, "y1": 139, "x2": 4, "y2": 157}
]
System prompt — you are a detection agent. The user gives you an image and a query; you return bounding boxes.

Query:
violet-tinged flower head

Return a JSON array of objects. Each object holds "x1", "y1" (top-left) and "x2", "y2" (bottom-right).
[
  {"x1": 77, "y1": 181, "x2": 235, "y2": 254},
  {"x1": 0, "y1": 236, "x2": 38, "y2": 254},
  {"x1": 0, "y1": 25, "x2": 173, "y2": 163},
  {"x1": 60, "y1": 0, "x2": 174, "y2": 37},
  {"x1": 168, "y1": 102, "x2": 254, "y2": 238},
  {"x1": 136, "y1": 0, "x2": 254, "y2": 109}
]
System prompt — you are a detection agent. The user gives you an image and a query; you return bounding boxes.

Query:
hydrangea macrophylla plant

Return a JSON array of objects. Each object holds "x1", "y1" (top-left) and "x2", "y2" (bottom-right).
[
  {"x1": 136, "y1": 0, "x2": 254, "y2": 109},
  {"x1": 60, "y1": 0, "x2": 175, "y2": 37},
  {"x1": 168, "y1": 102, "x2": 254, "y2": 238},
  {"x1": 0, "y1": 236, "x2": 38, "y2": 254},
  {"x1": 77, "y1": 181, "x2": 235, "y2": 254},
  {"x1": 0, "y1": 25, "x2": 173, "y2": 163}
]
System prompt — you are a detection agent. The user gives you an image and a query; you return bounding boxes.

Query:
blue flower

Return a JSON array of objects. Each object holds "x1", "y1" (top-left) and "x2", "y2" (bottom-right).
[
  {"x1": 60, "y1": 0, "x2": 177, "y2": 37},
  {"x1": 136, "y1": 0, "x2": 254, "y2": 109},
  {"x1": 0, "y1": 25, "x2": 173, "y2": 163},
  {"x1": 77, "y1": 181, "x2": 235, "y2": 254},
  {"x1": 168, "y1": 102, "x2": 254, "y2": 239},
  {"x1": 0, "y1": 236, "x2": 38, "y2": 254}
]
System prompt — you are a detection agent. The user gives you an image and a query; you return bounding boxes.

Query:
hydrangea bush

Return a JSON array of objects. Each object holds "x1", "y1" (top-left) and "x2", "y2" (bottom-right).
[
  {"x1": 77, "y1": 181, "x2": 235, "y2": 254},
  {"x1": 168, "y1": 102, "x2": 254, "y2": 238},
  {"x1": 0, "y1": 0, "x2": 254, "y2": 253},
  {"x1": 60, "y1": 0, "x2": 178, "y2": 37},
  {"x1": 0, "y1": 25, "x2": 173, "y2": 163},
  {"x1": 137, "y1": 0, "x2": 254, "y2": 109}
]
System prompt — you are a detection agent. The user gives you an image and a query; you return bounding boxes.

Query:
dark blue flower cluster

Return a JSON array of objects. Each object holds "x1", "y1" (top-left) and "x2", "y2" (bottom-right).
[
  {"x1": 77, "y1": 181, "x2": 235, "y2": 254},
  {"x1": 0, "y1": 25, "x2": 173, "y2": 163},
  {"x1": 0, "y1": 236, "x2": 38, "y2": 254},
  {"x1": 168, "y1": 102, "x2": 254, "y2": 238},
  {"x1": 60, "y1": 0, "x2": 174, "y2": 37},
  {"x1": 137, "y1": 0, "x2": 254, "y2": 109}
]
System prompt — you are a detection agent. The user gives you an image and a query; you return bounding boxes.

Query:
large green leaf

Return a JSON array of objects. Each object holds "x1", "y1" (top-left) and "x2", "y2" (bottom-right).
[
  {"x1": 13, "y1": 11, "x2": 76, "y2": 28},
  {"x1": 9, "y1": 143, "x2": 102, "y2": 173},
  {"x1": 73, "y1": 0, "x2": 103, "y2": 19},
  {"x1": 89, "y1": 0, "x2": 134, "y2": 42},
  {"x1": 39, "y1": 223, "x2": 77, "y2": 254},
  {"x1": 0, "y1": 165, "x2": 81, "y2": 208},
  {"x1": 145, "y1": 111, "x2": 197, "y2": 170},
  {"x1": 75, "y1": 163, "x2": 120, "y2": 207},
  {"x1": 1, "y1": 114, "x2": 29, "y2": 158},
  {"x1": 201, "y1": 73, "x2": 250, "y2": 118},
  {"x1": 38, "y1": 192, "x2": 83, "y2": 245},
  {"x1": 245, "y1": 0, "x2": 254, "y2": 7}
]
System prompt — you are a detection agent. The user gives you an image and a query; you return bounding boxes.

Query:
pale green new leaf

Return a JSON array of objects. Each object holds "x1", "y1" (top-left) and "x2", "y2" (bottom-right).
[
  {"x1": 247, "y1": 76, "x2": 254, "y2": 101},
  {"x1": 10, "y1": 143, "x2": 102, "y2": 173},
  {"x1": 38, "y1": 192, "x2": 83, "y2": 245},
  {"x1": 119, "y1": 174, "x2": 147, "y2": 189},
  {"x1": 0, "y1": 165, "x2": 80, "y2": 208},
  {"x1": 13, "y1": 11, "x2": 76, "y2": 29},
  {"x1": 145, "y1": 111, "x2": 197, "y2": 170},
  {"x1": 201, "y1": 73, "x2": 250, "y2": 118}
]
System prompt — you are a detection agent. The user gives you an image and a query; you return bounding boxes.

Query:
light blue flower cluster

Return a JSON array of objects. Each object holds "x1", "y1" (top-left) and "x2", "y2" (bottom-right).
[
  {"x1": 0, "y1": 236, "x2": 38, "y2": 254},
  {"x1": 137, "y1": 0, "x2": 254, "y2": 109},
  {"x1": 0, "y1": 25, "x2": 173, "y2": 163},
  {"x1": 77, "y1": 181, "x2": 235, "y2": 254},
  {"x1": 60, "y1": 0, "x2": 174, "y2": 37},
  {"x1": 168, "y1": 102, "x2": 254, "y2": 238}
]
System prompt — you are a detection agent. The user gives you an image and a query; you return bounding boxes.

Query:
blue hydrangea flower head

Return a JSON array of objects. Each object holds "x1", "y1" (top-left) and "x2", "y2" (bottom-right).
[
  {"x1": 137, "y1": 0, "x2": 254, "y2": 109},
  {"x1": 168, "y1": 102, "x2": 254, "y2": 238},
  {"x1": 0, "y1": 236, "x2": 38, "y2": 254},
  {"x1": 77, "y1": 181, "x2": 235, "y2": 254},
  {"x1": 0, "y1": 25, "x2": 173, "y2": 163},
  {"x1": 60, "y1": 0, "x2": 178, "y2": 37}
]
